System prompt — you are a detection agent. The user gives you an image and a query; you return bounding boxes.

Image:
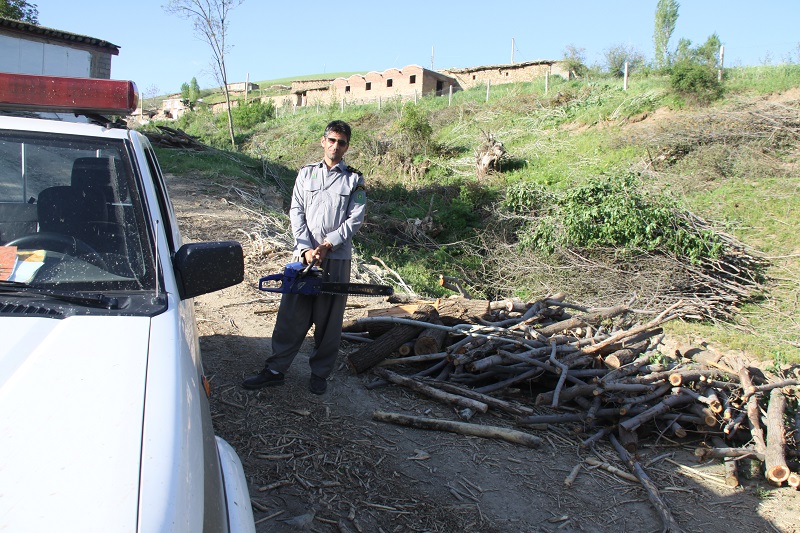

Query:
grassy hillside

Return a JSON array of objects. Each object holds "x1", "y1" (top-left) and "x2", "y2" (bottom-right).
[{"x1": 149, "y1": 65, "x2": 800, "y2": 363}]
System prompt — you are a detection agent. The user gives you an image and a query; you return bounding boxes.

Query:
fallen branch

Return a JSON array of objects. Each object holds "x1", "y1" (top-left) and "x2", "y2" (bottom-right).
[{"x1": 372, "y1": 410, "x2": 542, "y2": 448}]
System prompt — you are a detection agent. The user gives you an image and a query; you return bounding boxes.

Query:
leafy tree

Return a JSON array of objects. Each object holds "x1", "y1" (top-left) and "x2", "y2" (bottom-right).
[
  {"x1": 668, "y1": 33, "x2": 724, "y2": 104},
  {"x1": 165, "y1": 0, "x2": 244, "y2": 150},
  {"x1": 603, "y1": 44, "x2": 646, "y2": 77},
  {"x1": 180, "y1": 82, "x2": 191, "y2": 102},
  {"x1": 189, "y1": 77, "x2": 201, "y2": 102},
  {"x1": 562, "y1": 44, "x2": 587, "y2": 78},
  {"x1": 179, "y1": 77, "x2": 202, "y2": 108},
  {"x1": 0, "y1": 0, "x2": 39, "y2": 23},
  {"x1": 696, "y1": 33, "x2": 723, "y2": 68},
  {"x1": 653, "y1": 0, "x2": 679, "y2": 69},
  {"x1": 673, "y1": 37, "x2": 694, "y2": 64}
]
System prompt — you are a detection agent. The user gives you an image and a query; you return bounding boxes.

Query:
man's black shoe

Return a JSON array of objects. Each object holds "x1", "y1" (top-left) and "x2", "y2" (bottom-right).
[
  {"x1": 241, "y1": 369, "x2": 285, "y2": 390},
  {"x1": 309, "y1": 374, "x2": 327, "y2": 395}
]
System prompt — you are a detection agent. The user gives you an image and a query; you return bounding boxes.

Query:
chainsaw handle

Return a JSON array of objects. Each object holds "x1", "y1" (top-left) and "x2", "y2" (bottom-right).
[
  {"x1": 258, "y1": 273, "x2": 285, "y2": 293},
  {"x1": 301, "y1": 258, "x2": 318, "y2": 277}
]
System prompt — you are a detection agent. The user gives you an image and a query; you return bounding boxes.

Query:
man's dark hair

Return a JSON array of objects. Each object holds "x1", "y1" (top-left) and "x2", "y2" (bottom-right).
[{"x1": 324, "y1": 120, "x2": 351, "y2": 143}]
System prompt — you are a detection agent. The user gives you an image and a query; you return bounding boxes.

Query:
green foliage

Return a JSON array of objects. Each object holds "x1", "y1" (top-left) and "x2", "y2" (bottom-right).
[
  {"x1": 604, "y1": 44, "x2": 647, "y2": 77},
  {"x1": 397, "y1": 103, "x2": 432, "y2": 145},
  {"x1": 514, "y1": 174, "x2": 725, "y2": 264},
  {"x1": 0, "y1": 0, "x2": 38, "y2": 23},
  {"x1": 670, "y1": 60, "x2": 723, "y2": 104},
  {"x1": 562, "y1": 45, "x2": 588, "y2": 78},
  {"x1": 503, "y1": 182, "x2": 556, "y2": 214},
  {"x1": 653, "y1": 0, "x2": 679, "y2": 69},
  {"x1": 228, "y1": 99, "x2": 275, "y2": 130}
]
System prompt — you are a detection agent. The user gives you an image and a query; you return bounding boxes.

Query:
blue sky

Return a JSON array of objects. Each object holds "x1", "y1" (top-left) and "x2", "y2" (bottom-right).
[{"x1": 37, "y1": 1, "x2": 800, "y2": 96}]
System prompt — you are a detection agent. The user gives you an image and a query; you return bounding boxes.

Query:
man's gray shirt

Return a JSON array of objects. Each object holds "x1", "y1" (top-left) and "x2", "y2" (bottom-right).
[{"x1": 290, "y1": 159, "x2": 366, "y2": 260}]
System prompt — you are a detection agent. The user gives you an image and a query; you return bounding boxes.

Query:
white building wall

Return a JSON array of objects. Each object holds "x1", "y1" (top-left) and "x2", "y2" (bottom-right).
[{"x1": 0, "y1": 35, "x2": 91, "y2": 77}]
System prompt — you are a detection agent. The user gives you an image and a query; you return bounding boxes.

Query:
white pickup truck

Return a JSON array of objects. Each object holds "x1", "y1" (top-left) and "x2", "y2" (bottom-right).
[{"x1": 0, "y1": 73, "x2": 255, "y2": 533}]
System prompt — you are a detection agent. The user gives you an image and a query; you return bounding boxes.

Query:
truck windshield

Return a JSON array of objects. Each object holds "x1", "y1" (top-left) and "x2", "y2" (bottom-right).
[{"x1": 0, "y1": 130, "x2": 156, "y2": 292}]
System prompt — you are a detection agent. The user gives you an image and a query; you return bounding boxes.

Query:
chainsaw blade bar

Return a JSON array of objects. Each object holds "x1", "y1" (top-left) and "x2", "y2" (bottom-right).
[{"x1": 320, "y1": 282, "x2": 393, "y2": 297}]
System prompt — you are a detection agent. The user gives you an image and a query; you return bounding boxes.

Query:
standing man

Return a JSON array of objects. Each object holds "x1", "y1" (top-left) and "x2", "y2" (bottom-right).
[{"x1": 242, "y1": 120, "x2": 366, "y2": 395}]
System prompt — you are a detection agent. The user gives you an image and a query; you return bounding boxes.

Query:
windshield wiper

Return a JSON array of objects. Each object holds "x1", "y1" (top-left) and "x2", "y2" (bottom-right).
[{"x1": 0, "y1": 281, "x2": 121, "y2": 309}]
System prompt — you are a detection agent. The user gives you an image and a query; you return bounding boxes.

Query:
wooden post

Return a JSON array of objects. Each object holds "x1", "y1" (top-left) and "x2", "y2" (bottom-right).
[
  {"x1": 414, "y1": 90, "x2": 418, "y2": 104},
  {"x1": 448, "y1": 85, "x2": 453, "y2": 106},
  {"x1": 378, "y1": 96, "x2": 381, "y2": 110},
  {"x1": 245, "y1": 72, "x2": 249, "y2": 103},
  {"x1": 545, "y1": 71, "x2": 549, "y2": 94},
  {"x1": 718, "y1": 45, "x2": 725, "y2": 82},
  {"x1": 485, "y1": 80, "x2": 490, "y2": 102},
  {"x1": 623, "y1": 62, "x2": 628, "y2": 91},
  {"x1": 341, "y1": 97, "x2": 344, "y2": 112}
]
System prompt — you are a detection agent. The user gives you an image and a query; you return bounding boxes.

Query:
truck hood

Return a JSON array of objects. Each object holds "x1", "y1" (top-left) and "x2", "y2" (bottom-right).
[{"x1": 0, "y1": 315, "x2": 150, "y2": 532}]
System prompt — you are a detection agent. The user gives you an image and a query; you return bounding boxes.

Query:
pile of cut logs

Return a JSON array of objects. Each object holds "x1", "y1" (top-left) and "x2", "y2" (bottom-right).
[{"x1": 343, "y1": 290, "x2": 799, "y2": 530}]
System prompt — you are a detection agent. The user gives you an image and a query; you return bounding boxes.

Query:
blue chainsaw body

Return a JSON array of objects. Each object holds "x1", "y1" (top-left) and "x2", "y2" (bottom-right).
[{"x1": 258, "y1": 261, "x2": 322, "y2": 295}]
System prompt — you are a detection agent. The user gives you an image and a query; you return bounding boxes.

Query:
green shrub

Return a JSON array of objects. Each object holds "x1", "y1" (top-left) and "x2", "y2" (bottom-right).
[
  {"x1": 516, "y1": 174, "x2": 725, "y2": 263},
  {"x1": 670, "y1": 61, "x2": 723, "y2": 104},
  {"x1": 229, "y1": 99, "x2": 275, "y2": 129}
]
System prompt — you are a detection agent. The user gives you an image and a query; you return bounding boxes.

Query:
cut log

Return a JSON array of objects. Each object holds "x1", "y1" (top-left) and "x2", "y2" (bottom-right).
[
  {"x1": 787, "y1": 472, "x2": 800, "y2": 490},
  {"x1": 737, "y1": 360, "x2": 767, "y2": 455},
  {"x1": 414, "y1": 318, "x2": 448, "y2": 355},
  {"x1": 534, "y1": 305, "x2": 628, "y2": 337},
  {"x1": 346, "y1": 305, "x2": 439, "y2": 373},
  {"x1": 398, "y1": 340, "x2": 416, "y2": 356},
  {"x1": 372, "y1": 410, "x2": 542, "y2": 448},
  {"x1": 668, "y1": 369, "x2": 727, "y2": 387},
  {"x1": 434, "y1": 297, "x2": 491, "y2": 326},
  {"x1": 373, "y1": 368, "x2": 488, "y2": 413},
  {"x1": 619, "y1": 392, "x2": 694, "y2": 432},
  {"x1": 765, "y1": 387, "x2": 790, "y2": 486},
  {"x1": 424, "y1": 380, "x2": 535, "y2": 416}
]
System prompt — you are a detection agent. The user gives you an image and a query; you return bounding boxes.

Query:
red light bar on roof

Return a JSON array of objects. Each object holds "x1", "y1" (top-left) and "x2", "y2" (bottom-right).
[{"x1": 0, "y1": 73, "x2": 138, "y2": 115}]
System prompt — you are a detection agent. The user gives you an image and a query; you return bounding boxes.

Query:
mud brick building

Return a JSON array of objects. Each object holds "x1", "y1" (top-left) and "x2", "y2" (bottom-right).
[
  {"x1": 329, "y1": 65, "x2": 459, "y2": 104},
  {"x1": 440, "y1": 60, "x2": 569, "y2": 90}
]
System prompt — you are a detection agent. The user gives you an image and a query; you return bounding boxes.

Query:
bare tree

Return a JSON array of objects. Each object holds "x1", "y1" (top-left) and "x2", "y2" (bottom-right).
[{"x1": 164, "y1": 0, "x2": 243, "y2": 149}]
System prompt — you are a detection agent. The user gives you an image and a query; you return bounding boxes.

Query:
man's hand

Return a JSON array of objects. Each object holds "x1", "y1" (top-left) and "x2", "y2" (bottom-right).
[{"x1": 305, "y1": 241, "x2": 333, "y2": 264}]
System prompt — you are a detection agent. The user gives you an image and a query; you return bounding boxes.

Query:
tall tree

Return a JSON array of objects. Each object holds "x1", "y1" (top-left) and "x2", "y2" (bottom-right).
[
  {"x1": 0, "y1": 0, "x2": 39, "y2": 23},
  {"x1": 165, "y1": 0, "x2": 243, "y2": 149},
  {"x1": 653, "y1": 0, "x2": 679, "y2": 69}
]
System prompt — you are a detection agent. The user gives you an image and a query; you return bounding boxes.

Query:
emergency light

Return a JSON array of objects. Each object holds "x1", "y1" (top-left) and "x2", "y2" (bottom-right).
[{"x1": 0, "y1": 73, "x2": 138, "y2": 115}]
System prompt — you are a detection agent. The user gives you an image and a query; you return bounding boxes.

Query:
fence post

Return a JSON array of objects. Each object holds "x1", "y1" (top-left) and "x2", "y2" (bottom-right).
[
  {"x1": 545, "y1": 71, "x2": 549, "y2": 94},
  {"x1": 718, "y1": 45, "x2": 725, "y2": 82},
  {"x1": 341, "y1": 97, "x2": 344, "y2": 113},
  {"x1": 485, "y1": 80, "x2": 491, "y2": 102},
  {"x1": 448, "y1": 84, "x2": 453, "y2": 106}
]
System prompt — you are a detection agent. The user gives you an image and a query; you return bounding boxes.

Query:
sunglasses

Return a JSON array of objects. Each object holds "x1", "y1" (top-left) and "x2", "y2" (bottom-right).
[{"x1": 325, "y1": 136, "x2": 349, "y2": 147}]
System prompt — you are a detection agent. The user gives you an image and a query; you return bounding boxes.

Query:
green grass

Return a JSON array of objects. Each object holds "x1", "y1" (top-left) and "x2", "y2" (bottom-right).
[{"x1": 150, "y1": 63, "x2": 800, "y2": 362}]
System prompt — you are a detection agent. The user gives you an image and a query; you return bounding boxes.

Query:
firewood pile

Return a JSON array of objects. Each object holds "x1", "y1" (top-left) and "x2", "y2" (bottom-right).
[
  {"x1": 143, "y1": 125, "x2": 206, "y2": 150},
  {"x1": 343, "y1": 290, "x2": 799, "y2": 530}
]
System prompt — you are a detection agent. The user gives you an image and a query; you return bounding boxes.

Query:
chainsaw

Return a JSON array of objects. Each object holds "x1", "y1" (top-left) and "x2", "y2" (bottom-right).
[{"x1": 258, "y1": 261, "x2": 393, "y2": 297}]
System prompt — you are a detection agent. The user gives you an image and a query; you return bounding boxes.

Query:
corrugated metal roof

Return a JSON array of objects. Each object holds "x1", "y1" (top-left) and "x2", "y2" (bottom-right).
[{"x1": 0, "y1": 16, "x2": 120, "y2": 54}]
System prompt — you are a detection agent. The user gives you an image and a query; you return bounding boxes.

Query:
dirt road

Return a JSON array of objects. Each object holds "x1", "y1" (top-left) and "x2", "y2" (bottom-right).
[{"x1": 167, "y1": 172, "x2": 798, "y2": 533}]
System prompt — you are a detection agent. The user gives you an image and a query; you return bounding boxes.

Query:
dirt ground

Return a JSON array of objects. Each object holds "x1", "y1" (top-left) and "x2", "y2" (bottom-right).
[{"x1": 166, "y1": 173, "x2": 800, "y2": 533}]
